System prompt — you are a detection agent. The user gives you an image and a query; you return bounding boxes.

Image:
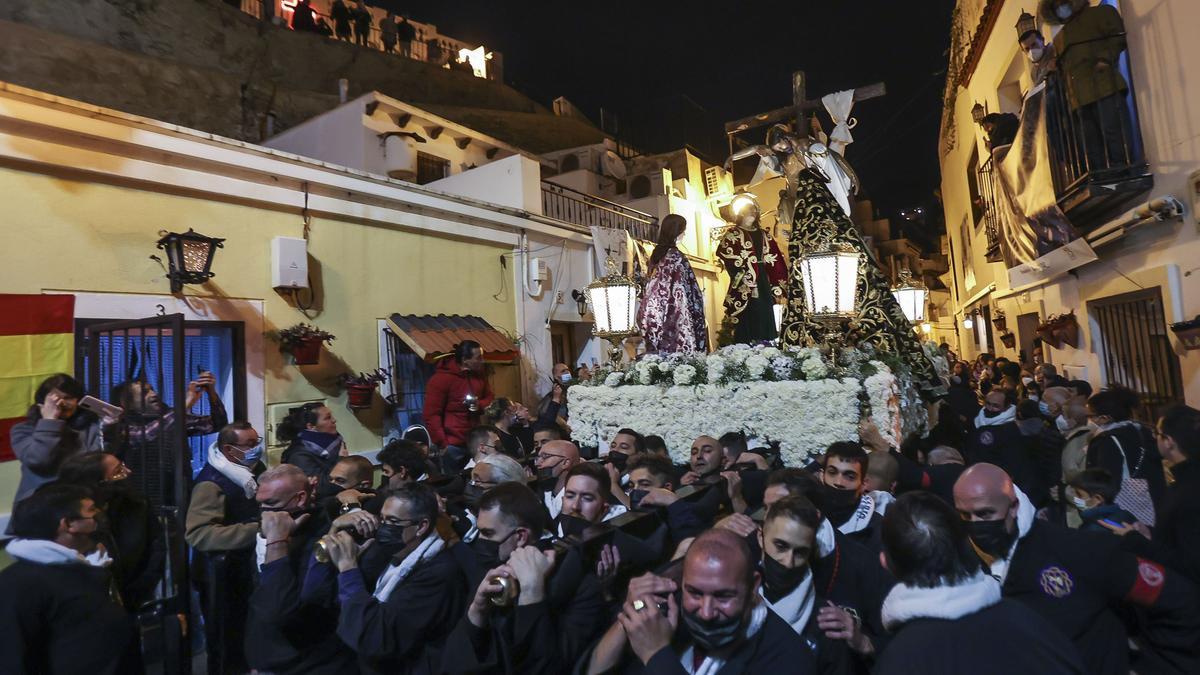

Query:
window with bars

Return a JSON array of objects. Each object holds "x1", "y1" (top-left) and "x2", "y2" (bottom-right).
[
  {"x1": 416, "y1": 152, "x2": 450, "y2": 185},
  {"x1": 1088, "y1": 288, "x2": 1184, "y2": 420}
]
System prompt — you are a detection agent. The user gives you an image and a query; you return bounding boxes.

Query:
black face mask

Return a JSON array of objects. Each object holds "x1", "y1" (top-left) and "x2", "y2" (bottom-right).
[
  {"x1": 536, "y1": 466, "x2": 557, "y2": 481},
  {"x1": 607, "y1": 451, "x2": 629, "y2": 472},
  {"x1": 683, "y1": 609, "x2": 744, "y2": 652},
  {"x1": 761, "y1": 555, "x2": 809, "y2": 603},
  {"x1": 463, "y1": 483, "x2": 485, "y2": 505},
  {"x1": 813, "y1": 483, "x2": 860, "y2": 526},
  {"x1": 983, "y1": 408, "x2": 1002, "y2": 418},
  {"x1": 374, "y1": 523, "x2": 412, "y2": 549},
  {"x1": 629, "y1": 489, "x2": 650, "y2": 510},
  {"x1": 316, "y1": 478, "x2": 342, "y2": 500},
  {"x1": 557, "y1": 513, "x2": 591, "y2": 539},
  {"x1": 469, "y1": 528, "x2": 520, "y2": 569},
  {"x1": 968, "y1": 518, "x2": 1017, "y2": 559}
]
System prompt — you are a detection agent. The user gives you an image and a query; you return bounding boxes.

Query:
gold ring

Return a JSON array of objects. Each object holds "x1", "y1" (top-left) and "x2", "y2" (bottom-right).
[{"x1": 632, "y1": 599, "x2": 646, "y2": 612}]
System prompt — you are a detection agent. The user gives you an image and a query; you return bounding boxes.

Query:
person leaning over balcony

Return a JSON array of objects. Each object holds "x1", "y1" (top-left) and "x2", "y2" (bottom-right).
[
  {"x1": 352, "y1": 0, "x2": 372, "y2": 47},
  {"x1": 330, "y1": 0, "x2": 352, "y2": 41},
  {"x1": 380, "y1": 11, "x2": 398, "y2": 53}
]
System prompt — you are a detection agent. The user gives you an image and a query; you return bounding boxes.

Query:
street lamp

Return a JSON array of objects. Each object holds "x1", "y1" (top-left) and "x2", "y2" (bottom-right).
[
  {"x1": 797, "y1": 241, "x2": 862, "y2": 348},
  {"x1": 891, "y1": 268, "x2": 928, "y2": 326},
  {"x1": 586, "y1": 257, "x2": 639, "y2": 364},
  {"x1": 156, "y1": 228, "x2": 224, "y2": 293},
  {"x1": 571, "y1": 289, "x2": 588, "y2": 318},
  {"x1": 963, "y1": 315, "x2": 975, "y2": 330},
  {"x1": 920, "y1": 322, "x2": 932, "y2": 334},
  {"x1": 971, "y1": 101, "x2": 987, "y2": 124}
]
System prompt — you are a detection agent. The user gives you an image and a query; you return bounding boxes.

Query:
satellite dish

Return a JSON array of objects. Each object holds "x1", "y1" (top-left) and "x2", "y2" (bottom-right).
[
  {"x1": 559, "y1": 153, "x2": 580, "y2": 173},
  {"x1": 629, "y1": 174, "x2": 651, "y2": 199},
  {"x1": 602, "y1": 150, "x2": 627, "y2": 180}
]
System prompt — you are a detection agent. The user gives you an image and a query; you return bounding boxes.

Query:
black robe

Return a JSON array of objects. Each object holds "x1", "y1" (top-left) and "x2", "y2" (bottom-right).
[
  {"x1": 814, "y1": 530, "x2": 896, "y2": 662},
  {"x1": 964, "y1": 421, "x2": 1043, "y2": 504},
  {"x1": 875, "y1": 599, "x2": 1085, "y2": 674},
  {"x1": 0, "y1": 559, "x2": 142, "y2": 674}
]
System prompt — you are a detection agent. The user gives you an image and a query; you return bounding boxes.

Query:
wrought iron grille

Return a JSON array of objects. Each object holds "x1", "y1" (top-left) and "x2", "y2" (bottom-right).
[{"x1": 1089, "y1": 288, "x2": 1184, "y2": 421}]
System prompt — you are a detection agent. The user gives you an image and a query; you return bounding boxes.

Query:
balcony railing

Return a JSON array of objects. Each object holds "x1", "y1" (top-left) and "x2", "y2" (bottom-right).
[
  {"x1": 975, "y1": 156, "x2": 1002, "y2": 262},
  {"x1": 1044, "y1": 60, "x2": 1152, "y2": 227},
  {"x1": 541, "y1": 182, "x2": 659, "y2": 242}
]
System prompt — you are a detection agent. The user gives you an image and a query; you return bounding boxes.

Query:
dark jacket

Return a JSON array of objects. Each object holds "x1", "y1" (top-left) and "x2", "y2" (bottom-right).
[
  {"x1": 332, "y1": 545, "x2": 467, "y2": 675},
  {"x1": 1086, "y1": 423, "x2": 1167, "y2": 519},
  {"x1": 282, "y1": 430, "x2": 344, "y2": 479},
  {"x1": 0, "y1": 559, "x2": 142, "y2": 674},
  {"x1": 998, "y1": 519, "x2": 1200, "y2": 675},
  {"x1": 875, "y1": 598, "x2": 1085, "y2": 674},
  {"x1": 1126, "y1": 459, "x2": 1200, "y2": 585},
  {"x1": 244, "y1": 512, "x2": 358, "y2": 675},
  {"x1": 965, "y1": 420, "x2": 1043, "y2": 505},
  {"x1": 422, "y1": 359, "x2": 494, "y2": 448},
  {"x1": 1077, "y1": 503, "x2": 1137, "y2": 534},
  {"x1": 945, "y1": 383, "x2": 980, "y2": 428},
  {"x1": 815, "y1": 530, "x2": 895, "y2": 661}
]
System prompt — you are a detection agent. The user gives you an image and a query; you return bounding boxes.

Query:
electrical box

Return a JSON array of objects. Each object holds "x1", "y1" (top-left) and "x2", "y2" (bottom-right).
[
  {"x1": 529, "y1": 257, "x2": 549, "y2": 283},
  {"x1": 272, "y1": 236, "x2": 308, "y2": 289}
]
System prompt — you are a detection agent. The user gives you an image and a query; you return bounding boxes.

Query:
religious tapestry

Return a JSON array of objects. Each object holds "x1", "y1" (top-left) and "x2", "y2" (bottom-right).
[{"x1": 716, "y1": 225, "x2": 787, "y2": 344}]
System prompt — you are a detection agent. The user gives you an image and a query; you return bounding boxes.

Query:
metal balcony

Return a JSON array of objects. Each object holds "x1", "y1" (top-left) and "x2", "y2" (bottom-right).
[{"x1": 540, "y1": 181, "x2": 660, "y2": 242}]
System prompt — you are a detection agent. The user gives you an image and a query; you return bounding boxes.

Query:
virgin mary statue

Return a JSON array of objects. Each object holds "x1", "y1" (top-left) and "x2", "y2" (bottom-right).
[{"x1": 637, "y1": 214, "x2": 708, "y2": 353}]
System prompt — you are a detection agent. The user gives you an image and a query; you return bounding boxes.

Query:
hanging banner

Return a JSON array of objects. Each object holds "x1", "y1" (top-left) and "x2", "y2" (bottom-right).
[
  {"x1": 989, "y1": 87, "x2": 1092, "y2": 288},
  {"x1": 0, "y1": 294, "x2": 75, "y2": 461},
  {"x1": 589, "y1": 226, "x2": 648, "y2": 278}
]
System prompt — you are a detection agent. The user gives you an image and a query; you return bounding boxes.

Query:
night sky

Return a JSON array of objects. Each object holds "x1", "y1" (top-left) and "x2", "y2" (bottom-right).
[{"x1": 408, "y1": 0, "x2": 955, "y2": 229}]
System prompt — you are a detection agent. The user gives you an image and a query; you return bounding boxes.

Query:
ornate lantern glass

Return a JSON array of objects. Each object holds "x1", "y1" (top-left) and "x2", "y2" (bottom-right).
[
  {"x1": 963, "y1": 315, "x2": 975, "y2": 330},
  {"x1": 891, "y1": 268, "x2": 929, "y2": 324},
  {"x1": 586, "y1": 258, "x2": 639, "y2": 361},
  {"x1": 156, "y1": 228, "x2": 224, "y2": 293},
  {"x1": 798, "y1": 243, "x2": 862, "y2": 321},
  {"x1": 971, "y1": 101, "x2": 987, "y2": 124}
]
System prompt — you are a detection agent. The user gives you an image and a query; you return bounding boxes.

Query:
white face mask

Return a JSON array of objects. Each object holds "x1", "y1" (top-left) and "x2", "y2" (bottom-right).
[
  {"x1": 1056, "y1": 415, "x2": 1072, "y2": 434},
  {"x1": 1069, "y1": 495, "x2": 1089, "y2": 511},
  {"x1": 1087, "y1": 421, "x2": 1102, "y2": 433},
  {"x1": 1029, "y1": 47, "x2": 1045, "y2": 63},
  {"x1": 1056, "y1": 4, "x2": 1072, "y2": 20},
  {"x1": 560, "y1": 373, "x2": 572, "y2": 383},
  {"x1": 1022, "y1": 376, "x2": 1034, "y2": 386}
]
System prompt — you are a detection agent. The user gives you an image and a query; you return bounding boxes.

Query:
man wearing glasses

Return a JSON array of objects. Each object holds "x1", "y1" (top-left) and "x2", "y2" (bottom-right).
[
  {"x1": 534, "y1": 439, "x2": 581, "y2": 519},
  {"x1": 186, "y1": 421, "x2": 267, "y2": 674}
]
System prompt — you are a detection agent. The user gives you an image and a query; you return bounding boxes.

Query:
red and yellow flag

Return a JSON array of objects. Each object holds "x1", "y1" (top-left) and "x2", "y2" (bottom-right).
[{"x1": 0, "y1": 294, "x2": 75, "y2": 461}]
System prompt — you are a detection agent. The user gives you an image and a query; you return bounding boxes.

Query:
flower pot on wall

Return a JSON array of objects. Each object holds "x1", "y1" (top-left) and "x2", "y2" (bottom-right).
[
  {"x1": 346, "y1": 384, "x2": 376, "y2": 409},
  {"x1": 1170, "y1": 316, "x2": 1200, "y2": 350},
  {"x1": 1036, "y1": 321, "x2": 1062, "y2": 349},
  {"x1": 289, "y1": 336, "x2": 324, "y2": 365},
  {"x1": 1049, "y1": 312, "x2": 1079, "y2": 348},
  {"x1": 992, "y1": 313, "x2": 1008, "y2": 332},
  {"x1": 999, "y1": 331, "x2": 1016, "y2": 348}
]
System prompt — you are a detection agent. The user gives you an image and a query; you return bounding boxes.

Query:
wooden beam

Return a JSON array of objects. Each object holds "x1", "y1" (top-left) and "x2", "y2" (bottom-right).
[{"x1": 723, "y1": 82, "x2": 887, "y2": 134}]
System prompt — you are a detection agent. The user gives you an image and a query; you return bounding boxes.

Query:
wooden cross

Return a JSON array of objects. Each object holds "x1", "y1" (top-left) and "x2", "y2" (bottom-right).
[{"x1": 724, "y1": 70, "x2": 887, "y2": 151}]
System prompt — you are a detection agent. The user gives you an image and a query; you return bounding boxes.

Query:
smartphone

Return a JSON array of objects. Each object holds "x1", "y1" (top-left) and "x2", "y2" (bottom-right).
[
  {"x1": 1100, "y1": 518, "x2": 1126, "y2": 529},
  {"x1": 79, "y1": 395, "x2": 123, "y2": 419},
  {"x1": 195, "y1": 365, "x2": 207, "y2": 375}
]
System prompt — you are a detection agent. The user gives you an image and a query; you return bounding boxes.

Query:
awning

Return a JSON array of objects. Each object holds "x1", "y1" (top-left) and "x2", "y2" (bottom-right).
[{"x1": 386, "y1": 314, "x2": 518, "y2": 363}]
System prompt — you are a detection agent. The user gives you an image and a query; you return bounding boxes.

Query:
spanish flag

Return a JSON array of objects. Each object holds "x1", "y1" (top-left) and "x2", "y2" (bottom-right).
[{"x1": 0, "y1": 294, "x2": 75, "y2": 461}]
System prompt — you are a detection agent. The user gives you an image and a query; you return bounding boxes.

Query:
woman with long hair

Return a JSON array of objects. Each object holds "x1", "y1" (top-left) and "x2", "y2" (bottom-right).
[{"x1": 637, "y1": 214, "x2": 708, "y2": 353}]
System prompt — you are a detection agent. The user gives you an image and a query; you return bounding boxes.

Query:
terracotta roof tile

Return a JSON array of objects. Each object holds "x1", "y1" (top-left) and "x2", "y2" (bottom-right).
[{"x1": 386, "y1": 314, "x2": 518, "y2": 362}]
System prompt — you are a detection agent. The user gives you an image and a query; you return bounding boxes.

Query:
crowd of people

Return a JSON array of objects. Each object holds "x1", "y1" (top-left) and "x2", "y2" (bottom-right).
[
  {"x1": 3, "y1": 339, "x2": 1200, "y2": 674},
  {"x1": 286, "y1": 0, "x2": 470, "y2": 71}
]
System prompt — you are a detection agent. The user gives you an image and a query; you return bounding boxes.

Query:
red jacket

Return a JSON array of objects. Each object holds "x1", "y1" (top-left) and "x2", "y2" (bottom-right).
[{"x1": 422, "y1": 358, "x2": 494, "y2": 448}]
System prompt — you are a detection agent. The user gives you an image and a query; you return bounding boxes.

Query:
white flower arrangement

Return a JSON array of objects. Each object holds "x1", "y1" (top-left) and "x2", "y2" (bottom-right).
[
  {"x1": 673, "y1": 364, "x2": 697, "y2": 386},
  {"x1": 801, "y1": 357, "x2": 827, "y2": 380}
]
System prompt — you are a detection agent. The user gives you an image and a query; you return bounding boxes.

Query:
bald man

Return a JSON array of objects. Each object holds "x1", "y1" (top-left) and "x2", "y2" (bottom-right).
[
  {"x1": 533, "y1": 439, "x2": 581, "y2": 519},
  {"x1": 955, "y1": 464, "x2": 1200, "y2": 675},
  {"x1": 681, "y1": 435, "x2": 725, "y2": 486},
  {"x1": 584, "y1": 528, "x2": 816, "y2": 674}
]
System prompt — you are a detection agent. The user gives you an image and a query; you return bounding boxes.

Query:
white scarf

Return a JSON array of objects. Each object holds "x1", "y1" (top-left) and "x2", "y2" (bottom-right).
[
  {"x1": 373, "y1": 534, "x2": 446, "y2": 603},
  {"x1": 255, "y1": 533, "x2": 268, "y2": 571},
  {"x1": 207, "y1": 441, "x2": 258, "y2": 499},
  {"x1": 870, "y1": 490, "x2": 895, "y2": 517},
  {"x1": 6, "y1": 538, "x2": 112, "y2": 568},
  {"x1": 974, "y1": 405, "x2": 1017, "y2": 429},
  {"x1": 880, "y1": 571, "x2": 1002, "y2": 630},
  {"x1": 815, "y1": 519, "x2": 837, "y2": 558},
  {"x1": 544, "y1": 488, "x2": 563, "y2": 520},
  {"x1": 984, "y1": 485, "x2": 1036, "y2": 584},
  {"x1": 679, "y1": 603, "x2": 770, "y2": 675},
  {"x1": 837, "y1": 492, "x2": 876, "y2": 536},
  {"x1": 759, "y1": 571, "x2": 816, "y2": 635}
]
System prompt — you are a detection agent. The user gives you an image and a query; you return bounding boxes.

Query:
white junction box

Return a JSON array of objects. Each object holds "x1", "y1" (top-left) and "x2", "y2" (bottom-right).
[{"x1": 272, "y1": 236, "x2": 308, "y2": 289}]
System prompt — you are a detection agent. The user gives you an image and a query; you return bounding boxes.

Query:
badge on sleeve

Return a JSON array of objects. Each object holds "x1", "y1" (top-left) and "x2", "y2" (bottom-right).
[
  {"x1": 1127, "y1": 558, "x2": 1166, "y2": 606},
  {"x1": 979, "y1": 431, "x2": 995, "y2": 446},
  {"x1": 1039, "y1": 566, "x2": 1074, "y2": 598}
]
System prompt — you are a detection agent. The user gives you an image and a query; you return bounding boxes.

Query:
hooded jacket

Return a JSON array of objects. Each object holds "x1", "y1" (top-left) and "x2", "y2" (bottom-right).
[{"x1": 422, "y1": 358, "x2": 494, "y2": 448}]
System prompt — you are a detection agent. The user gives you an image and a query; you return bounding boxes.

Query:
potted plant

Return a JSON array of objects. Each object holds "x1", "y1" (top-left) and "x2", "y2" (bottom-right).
[
  {"x1": 1048, "y1": 312, "x2": 1080, "y2": 348},
  {"x1": 338, "y1": 369, "x2": 389, "y2": 409},
  {"x1": 1170, "y1": 316, "x2": 1200, "y2": 350},
  {"x1": 992, "y1": 308, "x2": 1008, "y2": 332},
  {"x1": 1035, "y1": 317, "x2": 1062, "y2": 349},
  {"x1": 277, "y1": 323, "x2": 336, "y2": 365},
  {"x1": 999, "y1": 330, "x2": 1016, "y2": 348}
]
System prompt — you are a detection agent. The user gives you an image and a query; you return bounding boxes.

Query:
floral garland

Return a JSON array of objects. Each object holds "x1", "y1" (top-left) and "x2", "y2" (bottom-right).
[{"x1": 575, "y1": 343, "x2": 928, "y2": 464}]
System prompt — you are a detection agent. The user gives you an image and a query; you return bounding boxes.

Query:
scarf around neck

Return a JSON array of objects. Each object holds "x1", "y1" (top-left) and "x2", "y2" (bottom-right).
[
  {"x1": 974, "y1": 405, "x2": 1017, "y2": 429},
  {"x1": 880, "y1": 571, "x2": 1002, "y2": 630},
  {"x1": 836, "y1": 492, "x2": 876, "y2": 535},
  {"x1": 207, "y1": 441, "x2": 257, "y2": 499},
  {"x1": 759, "y1": 570, "x2": 815, "y2": 636},
  {"x1": 373, "y1": 533, "x2": 446, "y2": 603},
  {"x1": 299, "y1": 429, "x2": 342, "y2": 457},
  {"x1": 679, "y1": 603, "x2": 770, "y2": 675},
  {"x1": 6, "y1": 538, "x2": 112, "y2": 568}
]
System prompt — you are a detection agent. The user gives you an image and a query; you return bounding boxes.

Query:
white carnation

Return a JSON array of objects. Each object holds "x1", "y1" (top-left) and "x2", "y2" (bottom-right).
[
  {"x1": 801, "y1": 357, "x2": 827, "y2": 380},
  {"x1": 604, "y1": 372, "x2": 623, "y2": 387},
  {"x1": 745, "y1": 355, "x2": 768, "y2": 379},
  {"x1": 673, "y1": 364, "x2": 697, "y2": 386}
]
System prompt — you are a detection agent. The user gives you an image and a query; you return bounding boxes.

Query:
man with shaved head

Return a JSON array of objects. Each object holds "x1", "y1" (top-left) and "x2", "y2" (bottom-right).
[
  {"x1": 583, "y1": 528, "x2": 816, "y2": 673},
  {"x1": 955, "y1": 464, "x2": 1200, "y2": 674},
  {"x1": 681, "y1": 435, "x2": 726, "y2": 486},
  {"x1": 533, "y1": 438, "x2": 581, "y2": 519}
]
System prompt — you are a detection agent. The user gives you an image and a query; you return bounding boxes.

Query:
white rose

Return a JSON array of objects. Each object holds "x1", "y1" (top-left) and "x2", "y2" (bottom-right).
[
  {"x1": 673, "y1": 365, "x2": 697, "y2": 386},
  {"x1": 604, "y1": 372, "x2": 623, "y2": 387},
  {"x1": 801, "y1": 357, "x2": 827, "y2": 380},
  {"x1": 745, "y1": 355, "x2": 768, "y2": 379}
]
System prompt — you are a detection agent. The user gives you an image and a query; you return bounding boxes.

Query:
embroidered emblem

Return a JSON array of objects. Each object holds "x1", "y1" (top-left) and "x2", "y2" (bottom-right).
[
  {"x1": 1039, "y1": 566, "x2": 1074, "y2": 599},
  {"x1": 1138, "y1": 561, "x2": 1164, "y2": 588},
  {"x1": 979, "y1": 430, "x2": 995, "y2": 446}
]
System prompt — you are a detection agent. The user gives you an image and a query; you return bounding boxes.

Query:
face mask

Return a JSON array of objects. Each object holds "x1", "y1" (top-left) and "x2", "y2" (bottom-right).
[
  {"x1": 374, "y1": 523, "x2": 413, "y2": 548},
  {"x1": 463, "y1": 483, "x2": 485, "y2": 504},
  {"x1": 1029, "y1": 46, "x2": 1044, "y2": 62},
  {"x1": 983, "y1": 409, "x2": 1001, "y2": 418},
  {"x1": 1022, "y1": 377, "x2": 1034, "y2": 386},
  {"x1": 536, "y1": 464, "x2": 559, "y2": 482},
  {"x1": 683, "y1": 609, "x2": 744, "y2": 651},
  {"x1": 1056, "y1": 4, "x2": 1072, "y2": 20},
  {"x1": 967, "y1": 518, "x2": 1017, "y2": 559},
  {"x1": 1087, "y1": 421, "x2": 1101, "y2": 433},
  {"x1": 1056, "y1": 415, "x2": 1072, "y2": 434},
  {"x1": 1028, "y1": 394, "x2": 1040, "y2": 402},
  {"x1": 950, "y1": 375, "x2": 962, "y2": 385},
  {"x1": 560, "y1": 373, "x2": 572, "y2": 383},
  {"x1": 607, "y1": 451, "x2": 629, "y2": 472},
  {"x1": 1068, "y1": 495, "x2": 1090, "y2": 511},
  {"x1": 629, "y1": 489, "x2": 650, "y2": 510},
  {"x1": 761, "y1": 554, "x2": 808, "y2": 601},
  {"x1": 316, "y1": 478, "x2": 342, "y2": 500},
  {"x1": 468, "y1": 529, "x2": 517, "y2": 569},
  {"x1": 238, "y1": 443, "x2": 264, "y2": 467},
  {"x1": 557, "y1": 513, "x2": 591, "y2": 538},
  {"x1": 814, "y1": 482, "x2": 860, "y2": 525},
  {"x1": 1038, "y1": 401, "x2": 1052, "y2": 416}
]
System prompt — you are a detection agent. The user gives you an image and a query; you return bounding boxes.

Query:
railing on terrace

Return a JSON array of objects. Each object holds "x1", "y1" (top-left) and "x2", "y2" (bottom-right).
[
  {"x1": 541, "y1": 182, "x2": 659, "y2": 242},
  {"x1": 975, "y1": 155, "x2": 1002, "y2": 262}
]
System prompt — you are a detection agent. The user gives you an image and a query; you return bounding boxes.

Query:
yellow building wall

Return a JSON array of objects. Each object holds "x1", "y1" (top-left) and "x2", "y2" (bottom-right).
[{"x1": 0, "y1": 164, "x2": 518, "y2": 511}]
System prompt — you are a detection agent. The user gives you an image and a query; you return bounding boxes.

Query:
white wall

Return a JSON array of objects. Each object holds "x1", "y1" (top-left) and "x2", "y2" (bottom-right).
[{"x1": 428, "y1": 155, "x2": 542, "y2": 213}]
